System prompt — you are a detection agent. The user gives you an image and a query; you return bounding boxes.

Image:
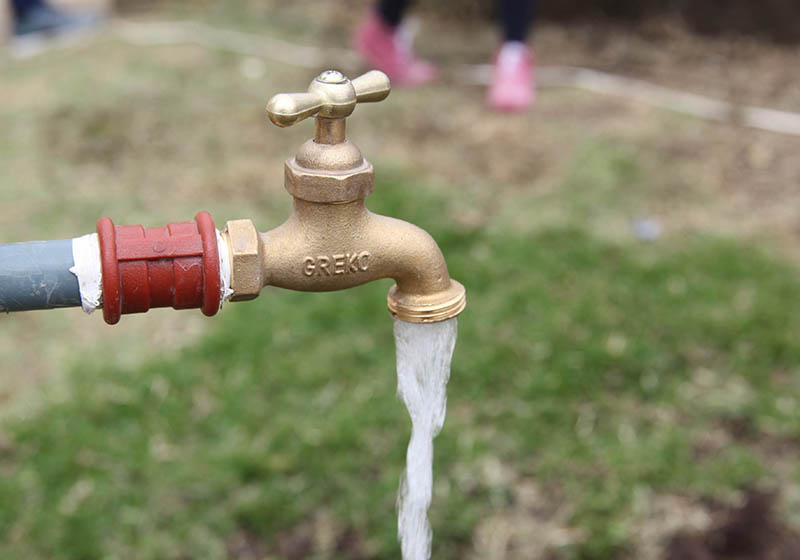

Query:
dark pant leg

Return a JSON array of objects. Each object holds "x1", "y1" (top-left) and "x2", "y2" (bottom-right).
[
  {"x1": 10, "y1": 0, "x2": 45, "y2": 18},
  {"x1": 502, "y1": 0, "x2": 537, "y2": 42},
  {"x1": 377, "y1": 0, "x2": 412, "y2": 27}
]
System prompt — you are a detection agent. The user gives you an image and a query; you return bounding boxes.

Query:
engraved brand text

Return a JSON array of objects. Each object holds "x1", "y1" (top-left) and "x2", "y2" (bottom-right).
[{"x1": 303, "y1": 251, "x2": 371, "y2": 276}]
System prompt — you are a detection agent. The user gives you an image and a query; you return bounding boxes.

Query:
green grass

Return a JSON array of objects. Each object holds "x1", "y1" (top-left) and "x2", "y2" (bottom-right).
[{"x1": 1, "y1": 176, "x2": 799, "y2": 559}]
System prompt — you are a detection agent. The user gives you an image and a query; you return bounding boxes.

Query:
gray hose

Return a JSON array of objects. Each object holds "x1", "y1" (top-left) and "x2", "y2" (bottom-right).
[{"x1": 0, "y1": 239, "x2": 82, "y2": 312}]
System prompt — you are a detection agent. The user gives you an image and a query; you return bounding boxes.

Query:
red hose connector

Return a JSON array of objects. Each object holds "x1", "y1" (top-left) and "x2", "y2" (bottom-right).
[{"x1": 96, "y1": 212, "x2": 221, "y2": 325}]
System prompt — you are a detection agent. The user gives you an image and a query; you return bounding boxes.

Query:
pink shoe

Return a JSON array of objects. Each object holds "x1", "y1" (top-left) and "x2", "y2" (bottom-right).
[
  {"x1": 487, "y1": 42, "x2": 536, "y2": 112},
  {"x1": 353, "y1": 11, "x2": 438, "y2": 86}
]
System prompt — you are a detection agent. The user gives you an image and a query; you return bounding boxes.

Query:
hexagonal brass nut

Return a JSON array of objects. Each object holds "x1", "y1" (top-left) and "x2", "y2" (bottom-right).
[
  {"x1": 284, "y1": 159, "x2": 374, "y2": 203},
  {"x1": 224, "y1": 219, "x2": 262, "y2": 302}
]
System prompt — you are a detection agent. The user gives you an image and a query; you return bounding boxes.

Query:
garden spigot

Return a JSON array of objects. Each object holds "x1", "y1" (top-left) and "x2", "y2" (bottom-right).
[
  {"x1": 0, "y1": 70, "x2": 465, "y2": 324},
  {"x1": 221, "y1": 69, "x2": 466, "y2": 322}
]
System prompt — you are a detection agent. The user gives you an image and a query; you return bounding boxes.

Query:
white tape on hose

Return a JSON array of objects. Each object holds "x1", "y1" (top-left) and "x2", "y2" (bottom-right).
[
  {"x1": 216, "y1": 229, "x2": 234, "y2": 308},
  {"x1": 69, "y1": 233, "x2": 102, "y2": 314}
]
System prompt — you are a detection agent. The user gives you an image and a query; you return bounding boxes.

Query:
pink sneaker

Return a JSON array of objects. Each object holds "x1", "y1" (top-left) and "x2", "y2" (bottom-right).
[
  {"x1": 353, "y1": 11, "x2": 438, "y2": 86},
  {"x1": 487, "y1": 42, "x2": 536, "y2": 112}
]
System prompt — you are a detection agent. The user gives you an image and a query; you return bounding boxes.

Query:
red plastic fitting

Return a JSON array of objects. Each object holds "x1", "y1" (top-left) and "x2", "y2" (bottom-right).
[{"x1": 96, "y1": 211, "x2": 221, "y2": 325}]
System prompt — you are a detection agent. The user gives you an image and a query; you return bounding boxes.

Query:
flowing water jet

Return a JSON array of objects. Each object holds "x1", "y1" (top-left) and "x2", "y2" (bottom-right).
[{"x1": 394, "y1": 317, "x2": 458, "y2": 560}]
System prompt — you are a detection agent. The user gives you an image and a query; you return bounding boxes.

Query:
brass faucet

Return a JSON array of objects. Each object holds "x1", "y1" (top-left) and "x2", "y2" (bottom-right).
[{"x1": 222, "y1": 70, "x2": 465, "y2": 323}]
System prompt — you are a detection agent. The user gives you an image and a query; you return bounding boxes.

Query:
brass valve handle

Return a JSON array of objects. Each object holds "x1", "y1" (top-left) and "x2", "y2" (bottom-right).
[{"x1": 266, "y1": 70, "x2": 391, "y2": 128}]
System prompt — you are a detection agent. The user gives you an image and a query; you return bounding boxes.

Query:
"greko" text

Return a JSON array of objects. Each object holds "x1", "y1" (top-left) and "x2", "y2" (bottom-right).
[{"x1": 302, "y1": 251, "x2": 371, "y2": 276}]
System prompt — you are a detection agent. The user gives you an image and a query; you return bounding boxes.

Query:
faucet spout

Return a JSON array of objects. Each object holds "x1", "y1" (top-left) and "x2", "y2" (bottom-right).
[{"x1": 252, "y1": 198, "x2": 465, "y2": 322}]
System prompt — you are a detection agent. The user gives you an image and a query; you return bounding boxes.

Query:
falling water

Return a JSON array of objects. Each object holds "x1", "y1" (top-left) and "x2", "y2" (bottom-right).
[{"x1": 393, "y1": 317, "x2": 458, "y2": 560}]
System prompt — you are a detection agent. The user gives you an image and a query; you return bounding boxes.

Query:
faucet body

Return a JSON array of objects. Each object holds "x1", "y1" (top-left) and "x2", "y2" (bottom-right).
[
  {"x1": 224, "y1": 133, "x2": 465, "y2": 322},
  {"x1": 258, "y1": 198, "x2": 465, "y2": 321},
  {"x1": 262, "y1": 200, "x2": 451, "y2": 295}
]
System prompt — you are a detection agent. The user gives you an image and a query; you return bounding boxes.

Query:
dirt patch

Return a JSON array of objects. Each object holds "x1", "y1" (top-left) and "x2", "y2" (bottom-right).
[
  {"x1": 410, "y1": 19, "x2": 800, "y2": 254},
  {"x1": 226, "y1": 528, "x2": 270, "y2": 560},
  {"x1": 470, "y1": 466, "x2": 585, "y2": 559},
  {"x1": 666, "y1": 490, "x2": 800, "y2": 560},
  {"x1": 227, "y1": 511, "x2": 368, "y2": 560}
]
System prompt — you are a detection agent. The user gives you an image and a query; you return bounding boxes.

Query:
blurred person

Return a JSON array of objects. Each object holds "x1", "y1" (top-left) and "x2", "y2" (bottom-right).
[
  {"x1": 354, "y1": 0, "x2": 537, "y2": 111},
  {"x1": 10, "y1": 0, "x2": 97, "y2": 36}
]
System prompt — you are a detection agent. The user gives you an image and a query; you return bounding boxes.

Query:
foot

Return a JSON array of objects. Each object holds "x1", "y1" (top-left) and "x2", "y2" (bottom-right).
[
  {"x1": 353, "y1": 10, "x2": 438, "y2": 86},
  {"x1": 487, "y1": 41, "x2": 536, "y2": 112},
  {"x1": 14, "y1": 4, "x2": 97, "y2": 36}
]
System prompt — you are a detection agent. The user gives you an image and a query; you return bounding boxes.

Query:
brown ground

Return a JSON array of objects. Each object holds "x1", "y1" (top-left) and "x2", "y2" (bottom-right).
[
  {"x1": 666, "y1": 491, "x2": 800, "y2": 560},
  {"x1": 278, "y1": 2, "x2": 800, "y2": 257}
]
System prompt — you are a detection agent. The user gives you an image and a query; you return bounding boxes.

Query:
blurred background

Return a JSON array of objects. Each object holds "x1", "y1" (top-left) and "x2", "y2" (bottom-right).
[{"x1": 1, "y1": 1, "x2": 800, "y2": 558}]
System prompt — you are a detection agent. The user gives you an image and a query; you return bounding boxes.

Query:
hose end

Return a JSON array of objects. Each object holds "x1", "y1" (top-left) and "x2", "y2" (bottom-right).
[{"x1": 96, "y1": 213, "x2": 221, "y2": 325}]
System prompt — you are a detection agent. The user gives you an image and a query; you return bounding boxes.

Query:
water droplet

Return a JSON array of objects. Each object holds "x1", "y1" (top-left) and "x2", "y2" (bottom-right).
[{"x1": 317, "y1": 70, "x2": 346, "y2": 84}]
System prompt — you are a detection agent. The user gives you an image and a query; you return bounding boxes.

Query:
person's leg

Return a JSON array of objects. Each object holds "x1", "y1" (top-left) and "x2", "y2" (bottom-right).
[
  {"x1": 377, "y1": 0, "x2": 412, "y2": 27},
  {"x1": 12, "y1": 0, "x2": 97, "y2": 36},
  {"x1": 353, "y1": 0, "x2": 438, "y2": 86},
  {"x1": 488, "y1": 0, "x2": 537, "y2": 111},
  {"x1": 10, "y1": 0, "x2": 44, "y2": 19},
  {"x1": 501, "y1": 0, "x2": 536, "y2": 43}
]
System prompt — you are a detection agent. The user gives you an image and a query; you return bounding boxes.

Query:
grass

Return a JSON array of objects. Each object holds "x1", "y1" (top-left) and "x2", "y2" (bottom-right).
[{"x1": 1, "y1": 176, "x2": 800, "y2": 559}]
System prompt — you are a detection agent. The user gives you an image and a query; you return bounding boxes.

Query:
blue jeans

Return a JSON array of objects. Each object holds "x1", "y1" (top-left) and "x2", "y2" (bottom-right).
[
  {"x1": 10, "y1": 0, "x2": 45, "y2": 19},
  {"x1": 378, "y1": 0, "x2": 537, "y2": 42}
]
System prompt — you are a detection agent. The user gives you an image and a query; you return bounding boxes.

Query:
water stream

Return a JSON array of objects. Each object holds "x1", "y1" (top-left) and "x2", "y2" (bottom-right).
[{"x1": 393, "y1": 317, "x2": 458, "y2": 560}]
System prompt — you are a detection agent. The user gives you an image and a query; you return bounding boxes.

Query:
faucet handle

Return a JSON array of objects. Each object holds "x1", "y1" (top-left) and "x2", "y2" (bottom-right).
[
  {"x1": 266, "y1": 70, "x2": 390, "y2": 128},
  {"x1": 265, "y1": 92, "x2": 325, "y2": 128},
  {"x1": 351, "y1": 70, "x2": 392, "y2": 103}
]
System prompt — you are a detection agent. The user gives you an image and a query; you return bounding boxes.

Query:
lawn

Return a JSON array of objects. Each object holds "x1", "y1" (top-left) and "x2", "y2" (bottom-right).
[
  {"x1": 2, "y1": 177, "x2": 800, "y2": 559},
  {"x1": 1, "y1": 3, "x2": 800, "y2": 559}
]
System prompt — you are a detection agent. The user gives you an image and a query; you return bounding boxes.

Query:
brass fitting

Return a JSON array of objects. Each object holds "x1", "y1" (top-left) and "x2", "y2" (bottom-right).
[
  {"x1": 223, "y1": 219, "x2": 262, "y2": 301},
  {"x1": 227, "y1": 70, "x2": 466, "y2": 322}
]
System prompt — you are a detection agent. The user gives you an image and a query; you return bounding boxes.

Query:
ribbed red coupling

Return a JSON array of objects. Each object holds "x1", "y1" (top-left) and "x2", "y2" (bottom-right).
[{"x1": 96, "y1": 212, "x2": 221, "y2": 325}]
